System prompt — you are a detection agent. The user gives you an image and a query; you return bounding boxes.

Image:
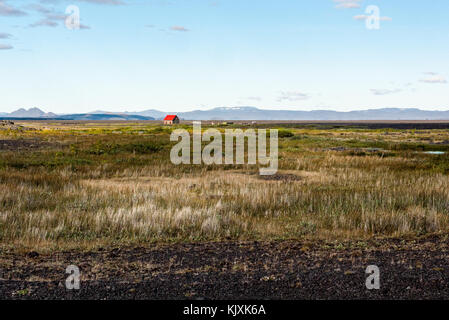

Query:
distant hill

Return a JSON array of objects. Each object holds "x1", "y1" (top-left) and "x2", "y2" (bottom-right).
[
  {"x1": 117, "y1": 107, "x2": 449, "y2": 121},
  {"x1": 89, "y1": 109, "x2": 167, "y2": 120},
  {"x1": 0, "y1": 108, "x2": 154, "y2": 120},
  {"x1": 2, "y1": 107, "x2": 449, "y2": 121},
  {"x1": 7, "y1": 108, "x2": 56, "y2": 118},
  {"x1": 125, "y1": 109, "x2": 167, "y2": 120},
  {"x1": 56, "y1": 114, "x2": 154, "y2": 121},
  {"x1": 168, "y1": 107, "x2": 449, "y2": 121}
]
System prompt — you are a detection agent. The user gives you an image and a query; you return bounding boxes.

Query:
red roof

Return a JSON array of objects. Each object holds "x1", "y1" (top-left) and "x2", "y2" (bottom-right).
[{"x1": 164, "y1": 115, "x2": 178, "y2": 121}]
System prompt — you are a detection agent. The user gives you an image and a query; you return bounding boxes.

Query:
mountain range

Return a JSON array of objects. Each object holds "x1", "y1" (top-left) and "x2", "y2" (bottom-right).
[
  {"x1": 2, "y1": 107, "x2": 449, "y2": 121},
  {"x1": 0, "y1": 108, "x2": 155, "y2": 121},
  {"x1": 7, "y1": 108, "x2": 57, "y2": 118}
]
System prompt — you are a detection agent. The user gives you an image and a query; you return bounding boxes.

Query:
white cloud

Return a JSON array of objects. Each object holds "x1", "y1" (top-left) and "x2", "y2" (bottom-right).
[
  {"x1": 245, "y1": 96, "x2": 262, "y2": 101},
  {"x1": 370, "y1": 88, "x2": 401, "y2": 96},
  {"x1": 77, "y1": 0, "x2": 125, "y2": 5},
  {"x1": 30, "y1": 19, "x2": 59, "y2": 28},
  {"x1": 0, "y1": 1, "x2": 27, "y2": 16},
  {"x1": 334, "y1": 0, "x2": 361, "y2": 9},
  {"x1": 0, "y1": 32, "x2": 12, "y2": 39},
  {"x1": 277, "y1": 91, "x2": 309, "y2": 102},
  {"x1": 353, "y1": 15, "x2": 392, "y2": 21},
  {"x1": 28, "y1": 7, "x2": 91, "y2": 29},
  {"x1": 170, "y1": 26, "x2": 189, "y2": 32},
  {"x1": 0, "y1": 43, "x2": 13, "y2": 50},
  {"x1": 420, "y1": 74, "x2": 447, "y2": 84}
]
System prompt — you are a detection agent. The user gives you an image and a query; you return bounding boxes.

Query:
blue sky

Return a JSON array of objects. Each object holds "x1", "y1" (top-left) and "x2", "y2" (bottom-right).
[{"x1": 0, "y1": 0, "x2": 448, "y2": 113}]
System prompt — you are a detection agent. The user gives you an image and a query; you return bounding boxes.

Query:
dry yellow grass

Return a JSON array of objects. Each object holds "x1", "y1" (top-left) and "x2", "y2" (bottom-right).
[{"x1": 1, "y1": 122, "x2": 449, "y2": 249}]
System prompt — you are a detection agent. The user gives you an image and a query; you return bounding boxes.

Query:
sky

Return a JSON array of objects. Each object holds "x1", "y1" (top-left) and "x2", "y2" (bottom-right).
[{"x1": 0, "y1": 0, "x2": 448, "y2": 114}]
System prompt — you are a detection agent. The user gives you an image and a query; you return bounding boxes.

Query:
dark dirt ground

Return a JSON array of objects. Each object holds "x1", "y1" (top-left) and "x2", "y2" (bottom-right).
[
  {"x1": 0, "y1": 139, "x2": 57, "y2": 151},
  {"x1": 0, "y1": 235, "x2": 448, "y2": 300}
]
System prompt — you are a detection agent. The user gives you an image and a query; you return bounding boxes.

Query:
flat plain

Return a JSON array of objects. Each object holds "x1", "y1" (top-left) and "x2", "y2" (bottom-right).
[{"x1": 1, "y1": 120, "x2": 449, "y2": 299}]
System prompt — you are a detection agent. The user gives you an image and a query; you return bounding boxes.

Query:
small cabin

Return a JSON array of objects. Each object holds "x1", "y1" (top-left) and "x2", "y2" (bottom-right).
[{"x1": 163, "y1": 115, "x2": 180, "y2": 125}]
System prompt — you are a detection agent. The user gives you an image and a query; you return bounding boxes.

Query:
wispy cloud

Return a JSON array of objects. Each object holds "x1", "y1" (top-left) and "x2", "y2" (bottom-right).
[
  {"x1": 370, "y1": 88, "x2": 402, "y2": 95},
  {"x1": 76, "y1": 0, "x2": 125, "y2": 5},
  {"x1": 0, "y1": 43, "x2": 13, "y2": 50},
  {"x1": 277, "y1": 91, "x2": 309, "y2": 102},
  {"x1": 333, "y1": 0, "x2": 361, "y2": 9},
  {"x1": 29, "y1": 11, "x2": 65, "y2": 28},
  {"x1": 244, "y1": 96, "x2": 262, "y2": 102},
  {"x1": 354, "y1": 15, "x2": 392, "y2": 21},
  {"x1": 28, "y1": 6, "x2": 91, "y2": 29},
  {"x1": 30, "y1": 19, "x2": 59, "y2": 28},
  {"x1": 0, "y1": 32, "x2": 12, "y2": 39},
  {"x1": 170, "y1": 26, "x2": 189, "y2": 32},
  {"x1": 420, "y1": 73, "x2": 447, "y2": 84},
  {"x1": 26, "y1": 3, "x2": 53, "y2": 14},
  {"x1": 0, "y1": 1, "x2": 27, "y2": 17}
]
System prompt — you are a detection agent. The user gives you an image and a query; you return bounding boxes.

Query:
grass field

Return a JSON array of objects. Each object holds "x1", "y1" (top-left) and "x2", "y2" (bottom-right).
[{"x1": 2, "y1": 120, "x2": 449, "y2": 250}]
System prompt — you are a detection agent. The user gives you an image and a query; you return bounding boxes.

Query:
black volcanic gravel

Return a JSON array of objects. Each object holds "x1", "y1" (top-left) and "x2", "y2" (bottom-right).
[{"x1": 1, "y1": 236, "x2": 448, "y2": 300}]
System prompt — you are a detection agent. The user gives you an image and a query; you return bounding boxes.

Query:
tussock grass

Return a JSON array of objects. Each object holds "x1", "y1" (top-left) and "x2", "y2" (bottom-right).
[{"x1": 1, "y1": 122, "x2": 449, "y2": 249}]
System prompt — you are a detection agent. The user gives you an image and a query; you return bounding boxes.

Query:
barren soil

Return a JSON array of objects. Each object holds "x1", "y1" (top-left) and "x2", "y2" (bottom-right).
[{"x1": 1, "y1": 235, "x2": 448, "y2": 300}]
